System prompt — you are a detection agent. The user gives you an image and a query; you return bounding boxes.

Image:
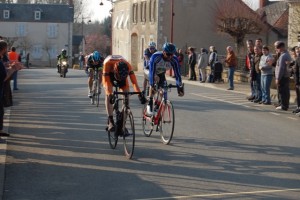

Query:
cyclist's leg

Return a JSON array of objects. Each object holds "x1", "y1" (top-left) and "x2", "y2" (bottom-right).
[
  {"x1": 104, "y1": 83, "x2": 115, "y2": 131},
  {"x1": 143, "y1": 69, "x2": 149, "y2": 94},
  {"x1": 147, "y1": 74, "x2": 162, "y2": 115},
  {"x1": 98, "y1": 69, "x2": 103, "y2": 92},
  {"x1": 88, "y1": 68, "x2": 94, "y2": 97}
]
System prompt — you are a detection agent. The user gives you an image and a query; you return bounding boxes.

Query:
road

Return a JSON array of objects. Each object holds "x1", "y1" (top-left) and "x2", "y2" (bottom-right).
[{"x1": 2, "y1": 68, "x2": 300, "y2": 200}]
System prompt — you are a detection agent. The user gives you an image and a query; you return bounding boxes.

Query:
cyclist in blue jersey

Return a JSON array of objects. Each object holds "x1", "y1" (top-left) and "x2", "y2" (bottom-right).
[
  {"x1": 146, "y1": 42, "x2": 184, "y2": 115},
  {"x1": 86, "y1": 51, "x2": 104, "y2": 98},
  {"x1": 143, "y1": 42, "x2": 157, "y2": 93}
]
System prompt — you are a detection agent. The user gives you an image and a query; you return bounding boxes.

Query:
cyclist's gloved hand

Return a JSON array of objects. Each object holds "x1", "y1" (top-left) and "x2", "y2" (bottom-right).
[
  {"x1": 138, "y1": 93, "x2": 147, "y2": 104},
  {"x1": 109, "y1": 94, "x2": 115, "y2": 104},
  {"x1": 177, "y1": 83, "x2": 184, "y2": 97}
]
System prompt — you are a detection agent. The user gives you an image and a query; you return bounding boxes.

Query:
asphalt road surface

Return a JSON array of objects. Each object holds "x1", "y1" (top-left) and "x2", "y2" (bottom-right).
[{"x1": 2, "y1": 68, "x2": 300, "y2": 200}]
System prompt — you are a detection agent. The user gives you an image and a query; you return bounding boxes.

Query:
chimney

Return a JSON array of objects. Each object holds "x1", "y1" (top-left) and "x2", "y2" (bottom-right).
[
  {"x1": 69, "y1": 0, "x2": 74, "y2": 6},
  {"x1": 259, "y1": 0, "x2": 268, "y2": 8}
]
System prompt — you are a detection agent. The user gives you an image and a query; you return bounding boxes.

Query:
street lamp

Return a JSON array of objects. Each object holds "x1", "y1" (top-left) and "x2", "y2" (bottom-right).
[
  {"x1": 100, "y1": 0, "x2": 113, "y2": 55},
  {"x1": 81, "y1": 15, "x2": 91, "y2": 54}
]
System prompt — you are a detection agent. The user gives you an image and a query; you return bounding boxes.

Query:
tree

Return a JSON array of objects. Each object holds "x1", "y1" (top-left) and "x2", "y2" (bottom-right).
[
  {"x1": 214, "y1": 0, "x2": 266, "y2": 54},
  {"x1": 16, "y1": 36, "x2": 33, "y2": 55},
  {"x1": 85, "y1": 33, "x2": 110, "y2": 56}
]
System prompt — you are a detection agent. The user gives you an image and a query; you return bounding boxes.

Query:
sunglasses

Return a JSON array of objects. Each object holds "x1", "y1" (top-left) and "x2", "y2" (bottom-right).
[
  {"x1": 149, "y1": 47, "x2": 155, "y2": 50},
  {"x1": 165, "y1": 53, "x2": 173, "y2": 57}
]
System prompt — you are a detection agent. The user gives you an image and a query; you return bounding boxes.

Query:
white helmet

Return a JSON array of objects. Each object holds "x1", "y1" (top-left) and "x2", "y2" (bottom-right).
[{"x1": 149, "y1": 41, "x2": 156, "y2": 48}]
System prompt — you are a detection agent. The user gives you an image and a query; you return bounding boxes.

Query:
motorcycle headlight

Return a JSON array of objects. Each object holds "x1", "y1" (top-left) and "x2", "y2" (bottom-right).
[{"x1": 62, "y1": 61, "x2": 67, "y2": 65}]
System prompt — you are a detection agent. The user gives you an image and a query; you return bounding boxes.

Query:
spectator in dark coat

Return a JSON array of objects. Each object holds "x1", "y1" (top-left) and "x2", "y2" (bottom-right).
[{"x1": 188, "y1": 47, "x2": 197, "y2": 81}]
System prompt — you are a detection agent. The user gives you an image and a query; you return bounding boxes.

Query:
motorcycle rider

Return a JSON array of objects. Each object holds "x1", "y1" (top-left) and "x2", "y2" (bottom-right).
[
  {"x1": 57, "y1": 49, "x2": 68, "y2": 73},
  {"x1": 102, "y1": 55, "x2": 146, "y2": 131},
  {"x1": 146, "y1": 42, "x2": 184, "y2": 116},
  {"x1": 86, "y1": 51, "x2": 104, "y2": 98}
]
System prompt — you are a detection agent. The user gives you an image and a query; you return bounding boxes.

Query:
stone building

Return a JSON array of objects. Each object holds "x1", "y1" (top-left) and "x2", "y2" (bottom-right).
[
  {"x1": 286, "y1": 0, "x2": 300, "y2": 47},
  {"x1": 0, "y1": 3, "x2": 74, "y2": 67},
  {"x1": 111, "y1": 0, "x2": 281, "y2": 72}
]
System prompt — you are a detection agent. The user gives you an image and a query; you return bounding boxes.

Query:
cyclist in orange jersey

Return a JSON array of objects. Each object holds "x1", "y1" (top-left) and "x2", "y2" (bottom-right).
[{"x1": 103, "y1": 55, "x2": 146, "y2": 131}]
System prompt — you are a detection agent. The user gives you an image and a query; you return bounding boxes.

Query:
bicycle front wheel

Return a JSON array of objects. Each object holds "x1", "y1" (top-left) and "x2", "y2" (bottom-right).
[
  {"x1": 95, "y1": 84, "x2": 100, "y2": 107},
  {"x1": 159, "y1": 100, "x2": 175, "y2": 145},
  {"x1": 107, "y1": 119, "x2": 118, "y2": 149},
  {"x1": 123, "y1": 109, "x2": 135, "y2": 159},
  {"x1": 142, "y1": 103, "x2": 153, "y2": 137}
]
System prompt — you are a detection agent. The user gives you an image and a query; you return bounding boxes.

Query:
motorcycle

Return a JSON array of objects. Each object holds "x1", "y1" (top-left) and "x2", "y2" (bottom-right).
[{"x1": 59, "y1": 58, "x2": 68, "y2": 78}]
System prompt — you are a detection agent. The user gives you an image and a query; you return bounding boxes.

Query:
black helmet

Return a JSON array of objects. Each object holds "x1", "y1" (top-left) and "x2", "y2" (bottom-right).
[{"x1": 62, "y1": 49, "x2": 67, "y2": 55}]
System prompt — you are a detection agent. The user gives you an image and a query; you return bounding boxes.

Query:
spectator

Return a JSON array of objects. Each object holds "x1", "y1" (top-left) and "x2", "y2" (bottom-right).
[
  {"x1": 79, "y1": 52, "x2": 85, "y2": 70},
  {"x1": 292, "y1": 46, "x2": 300, "y2": 114},
  {"x1": 197, "y1": 48, "x2": 208, "y2": 83},
  {"x1": 255, "y1": 38, "x2": 263, "y2": 48},
  {"x1": 25, "y1": 52, "x2": 30, "y2": 69},
  {"x1": 224, "y1": 46, "x2": 237, "y2": 90},
  {"x1": 8, "y1": 47, "x2": 19, "y2": 90},
  {"x1": 259, "y1": 45, "x2": 274, "y2": 105},
  {"x1": 187, "y1": 47, "x2": 197, "y2": 81},
  {"x1": 252, "y1": 45, "x2": 263, "y2": 103},
  {"x1": 245, "y1": 40, "x2": 256, "y2": 101},
  {"x1": 0, "y1": 40, "x2": 22, "y2": 137},
  {"x1": 208, "y1": 46, "x2": 218, "y2": 83},
  {"x1": 177, "y1": 49, "x2": 184, "y2": 75},
  {"x1": 274, "y1": 41, "x2": 292, "y2": 111}
]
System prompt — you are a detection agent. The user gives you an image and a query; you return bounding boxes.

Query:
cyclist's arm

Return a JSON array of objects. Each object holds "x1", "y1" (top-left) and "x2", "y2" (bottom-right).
[
  {"x1": 148, "y1": 54, "x2": 157, "y2": 86},
  {"x1": 171, "y1": 56, "x2": 182, "y2": 86},
  {"x1": 103, "y1": 63, "x2": 113, "y2": 95},
  {"x1": 127, "y1": 63, "x2": 141, "y2": 93}
]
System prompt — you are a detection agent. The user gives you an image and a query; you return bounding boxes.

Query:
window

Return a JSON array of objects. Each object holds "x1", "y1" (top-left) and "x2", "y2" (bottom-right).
[
  {"x1": 140, "y1": 1, "x2": 147, "y2": 23},
  {"x1": 47, "y1": 23, "x2": 58, "y2": 38},
  {"x1": 118, "y1": 13, "x2": 124, "y2": 29},
  {"x1": 16, "y1": 23, "x2": 27, "y2": 37},
  {"x1": 124, "y1": 15, "x2": 129, "y2": 29},
  {"x1": 34, "y1": 11, "x2": 41, "y2": 20},
  {"x1": 149, "y1": 0, "x2": 156, "y2": 22},
  {"x1": 3, "y1": 10, "x2": 10, "y2": 19},
  {"x1": 48, "y1": 45, "x2": 58, "y2": 59},
  {"x1": 132, "y1": 3, "x2": 138, "y2": 24},
  {"x1": 32, "y1": 44, "x2": 43, "y2": 59}
]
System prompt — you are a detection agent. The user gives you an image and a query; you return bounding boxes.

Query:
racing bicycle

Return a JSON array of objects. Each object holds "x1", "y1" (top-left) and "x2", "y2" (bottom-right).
[
  {"x1": 142, "y1": 81, "x2": 179, "y2": 145},
  {"x1": 106, "y1": 84, "x2": 141, "y2": 159},
  {"x1": 90, "y1": 67, "x2": 101, "y2": 107}
]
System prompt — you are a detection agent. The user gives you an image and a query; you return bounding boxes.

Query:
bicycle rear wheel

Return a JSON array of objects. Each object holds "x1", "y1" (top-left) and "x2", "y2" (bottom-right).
[
  {"x1": 123, "y1": 109, "x2": 135, "y2": 159},
  {"x1": 159, "y1": 100, "x2": 174, "y2": 145},
  {"x1": 142, "y1": 103, "x2": 153, "y2": 137}
]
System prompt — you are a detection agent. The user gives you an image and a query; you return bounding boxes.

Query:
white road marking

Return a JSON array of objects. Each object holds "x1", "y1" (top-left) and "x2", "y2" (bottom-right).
[{"x1": 134, "y1": 188, "x2": 300, "y2": 200}]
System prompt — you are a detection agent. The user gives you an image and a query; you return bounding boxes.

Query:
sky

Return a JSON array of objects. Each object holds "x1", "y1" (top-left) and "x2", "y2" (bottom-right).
[
  {"x1": 88, "y1": 0, "x2": 112, "y2": 22},
  {"x1": 88, "y1": 0, "x2": 281, "y2": 22}
]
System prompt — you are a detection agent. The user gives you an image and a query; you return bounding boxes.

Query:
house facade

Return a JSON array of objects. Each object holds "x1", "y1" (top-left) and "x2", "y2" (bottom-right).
[
  {"x1": 0, "y1": 3, "x2": 74, "y2": 67},
  {"x1": 112, "y1": 0, "x2": 280, "y2": 72},
  {"x1": 286, "y1": 0, "x2": 300, "y2": 47}
]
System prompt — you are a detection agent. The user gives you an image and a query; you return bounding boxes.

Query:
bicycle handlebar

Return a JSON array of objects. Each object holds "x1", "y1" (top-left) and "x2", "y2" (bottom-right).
[{"x1": 113, "y1": 91, "x2": 141, "y2": 96}]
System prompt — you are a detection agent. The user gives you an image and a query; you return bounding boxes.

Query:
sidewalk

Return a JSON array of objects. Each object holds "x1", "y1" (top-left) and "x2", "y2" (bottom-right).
[{"x1": 166, "y1": 74, "x2": 297, "y2": 104}]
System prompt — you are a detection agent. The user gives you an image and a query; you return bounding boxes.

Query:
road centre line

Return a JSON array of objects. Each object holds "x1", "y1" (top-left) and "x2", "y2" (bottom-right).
[{"x1": 134, "y1": 188, "x2": 300, "y2": 200}]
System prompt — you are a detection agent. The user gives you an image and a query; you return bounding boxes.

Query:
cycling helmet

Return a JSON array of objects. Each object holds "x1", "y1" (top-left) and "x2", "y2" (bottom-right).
[
  {"x1": 148, "y1": 41, "x2": 156, "y2": 48},
  {"x1": 162, "y1": 42, "x2": 176, "y2": 54},
  {"x1": 113, "y1": 61, "x2": 129, "y2": 81},
  {"x1": 92, "y1": 51, "x2": 101, "y2": 62}
]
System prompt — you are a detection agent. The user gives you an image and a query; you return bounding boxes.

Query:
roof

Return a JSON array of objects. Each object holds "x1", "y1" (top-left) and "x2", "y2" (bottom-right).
[
  {"x1": 256, "y1": 1, "x2": 288, "y2": 36},
  {"x1": 0, "y1": 4, "x2": 74, "y2": 23}
]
